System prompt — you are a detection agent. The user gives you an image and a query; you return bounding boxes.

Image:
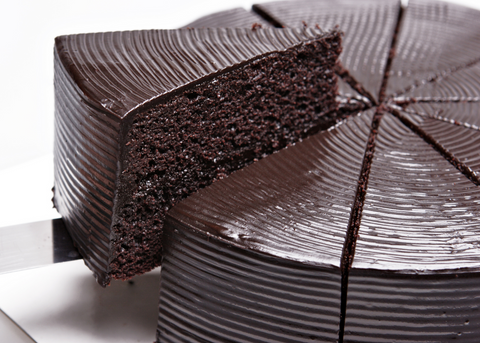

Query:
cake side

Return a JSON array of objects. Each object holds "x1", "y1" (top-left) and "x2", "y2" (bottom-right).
[
  {"x1": 158, "y1": 218, "x2": 342, "y2": 342},
  {"x1": 345, "y1": 270, "x2": 480, "y2": 342},
  {"x1": 53, "y1": 45, "x2": 122, "y2": 279},
  {"x1": 109, "y1": 29, "x2": 343, "y2": 282}
]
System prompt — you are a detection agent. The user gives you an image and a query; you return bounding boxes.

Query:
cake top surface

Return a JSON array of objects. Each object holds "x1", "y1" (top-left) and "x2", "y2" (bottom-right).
[
  {"x1": 55, "y1": 27, "x2": 329, "y2": 119},
  {"x1": 387, "y1": 0, "x2": 480, "y2": 97},
  {"x1": 353, "y1": 112, "x2": 480, "y2": 273},
  {"x1": 168, "y1": 0, "x2": 480, "y2": 274},
  {"x1": 183, "y1": 8, "x2": 270, "y2": 28},
  {"x1": 167, "y1": 111, "x2": 372, "y2": 268}
]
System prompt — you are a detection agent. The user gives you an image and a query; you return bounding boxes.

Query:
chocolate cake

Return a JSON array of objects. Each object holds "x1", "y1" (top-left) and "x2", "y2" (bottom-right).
[
  {"x1": 53, "y1": 28, "x2": 342, "y2": 286},
  {"x1": 156, "y1": 0, "x2": 480, "y2": 342},
  {"x1": 182, "y1": 7, "x2": 270, "y2": 28}
]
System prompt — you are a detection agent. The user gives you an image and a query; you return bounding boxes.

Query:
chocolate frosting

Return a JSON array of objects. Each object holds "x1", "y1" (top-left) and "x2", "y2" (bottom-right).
[
  {"x1": 56, "y1": 28, "x2": 328, "y2": 119},
  {"x1": 183, "y1": 8, "x2": 270, "y2": 28},
  {"x1": 159, "y1": 0, "x2": 480, "y2": 342},
  {"x1": 166, "y1": 111, "x2": 373, "y2": 267},
  {"x1": 253, "y1": 0, "x2": 400, "y2": 102},
  {"x1": 387, "y1": 0, "x2": 480, "y2": 97},
  {"x1": 54, "y1": 27, "x2": 341, "y2": 285}
]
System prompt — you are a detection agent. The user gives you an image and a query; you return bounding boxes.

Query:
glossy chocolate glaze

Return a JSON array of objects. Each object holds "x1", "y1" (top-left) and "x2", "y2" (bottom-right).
[
  {"x1": 54, "y1": 28, "x2": 341, "y2": 285},
  {"x1": 398, "y1": 111, "x2": 480, "y2": 178},
  {"x1": 158, "y1": 0, "x2": 480, "y2": 342},
  {"x1": 159, "y1": 111, "x2": 373, "y2": 342},
  {"x1": 347, "y1": 115, "x2": 480, "y2": 341},
  {"x1": 253, "y1": 0, "x2": 400, "y2": 102},
  {"x1": 387, "y1": 0, "x2": 480, "y2": 97},
  {"x1": 183, "y1": 8, "x2": 270, "y2": 28},
  {"x1": 404, "y1": 102, "x2": 480, "y2": 131},
  {"x1": 344, "y1": 271, "x2": 480, "y2": 342}
]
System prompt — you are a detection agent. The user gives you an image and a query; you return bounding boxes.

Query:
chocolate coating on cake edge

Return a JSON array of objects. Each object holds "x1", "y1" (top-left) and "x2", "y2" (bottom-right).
[{"x1": 54, "y1": 28, "x2": 342, "y2": 285}]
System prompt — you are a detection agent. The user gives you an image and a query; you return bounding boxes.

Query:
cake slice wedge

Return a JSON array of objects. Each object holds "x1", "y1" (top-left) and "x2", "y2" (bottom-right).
[{"x1": 53, "y1": 27, "x2": 342, "y2": 286}]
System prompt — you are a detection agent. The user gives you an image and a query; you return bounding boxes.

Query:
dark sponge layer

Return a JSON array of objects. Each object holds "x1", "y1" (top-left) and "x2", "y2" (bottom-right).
[{"x1": 109, "y1": 33, "x2": 342, "y2": 280}]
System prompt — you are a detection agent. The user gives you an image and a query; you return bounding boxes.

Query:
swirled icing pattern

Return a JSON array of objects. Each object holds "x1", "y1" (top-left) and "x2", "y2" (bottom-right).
[
  {"x1": 158, "y1": 1, "x2": 480, "y2": 342},
  {"x1": 160, "y1": 111, "x2": 371, "y2": 342},
  {"x1": 183, "y1": 8, "x2": 270, "y2": 29},
  {"x1": 253, "y1": 0, "x2": 400, "y2": 101},
  {"x1": 387, "y1": 0, "x2": 480, "y2": 97},
  {"x1": 56, "y1": 28, "x2": 327, "y2": 118},
  {"x1": 54, "y1": 27, "x2": 341, "y2": 285}
]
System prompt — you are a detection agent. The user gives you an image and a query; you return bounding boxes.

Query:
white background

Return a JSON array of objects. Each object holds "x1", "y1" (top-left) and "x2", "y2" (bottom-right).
[
  {"x1": 1, "y1": 0, "x2": 480, "y2": 227},
  {"x1": 0, "y1": 0, "x2": 272, "y2": 227},
  {"x1": 0, "y1": 0, "x2": 480, "y2": 342}
]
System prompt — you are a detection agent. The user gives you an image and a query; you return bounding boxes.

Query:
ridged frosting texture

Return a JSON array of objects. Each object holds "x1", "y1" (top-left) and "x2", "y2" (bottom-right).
[
  {"x1": 401, "y1": 112, "x2": 480, "y2": 177},
  {"x1": 404, "y1": 102, "x2": 480, "y2": 131},
  {"x1": 352, "y1": 113, "x2": 480, "y2": 272},
  {"x1": 54, "y1": 48, "x2": 120, "y2": 281},
  {"x1": 253, "y1": 0, "x2": 400, "y2": 101},
  {"x1": 56, "y1": 28, "x2": 328, "y2": 119},
  {"x1": 165, "y1": 112, "x2": 372, "y2": 268},
  {"x1": 387, "y1": 0, "x2": 480, "y2": 97},
  {"x1": 344, "y1": 272, "x2": 480, "y2": 342},
  {"x1": 184, "y1": 8, "x2": 270, "y2": 29},
  {"x1": 397, "y1": 60, "x2": 480, "y2": 103},
  {"x1": 158, "y1": 223, "x2": 342, "y2": 342}
]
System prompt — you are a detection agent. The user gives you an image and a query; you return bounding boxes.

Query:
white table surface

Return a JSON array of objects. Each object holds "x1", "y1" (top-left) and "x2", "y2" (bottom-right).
[{"x1": 1, "y1": 0, "x2": 480, "y2": 342}]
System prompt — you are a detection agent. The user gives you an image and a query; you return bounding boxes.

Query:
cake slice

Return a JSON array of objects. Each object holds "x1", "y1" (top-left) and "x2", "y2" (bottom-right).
[
  {"x1": 386, "y1": 0, "x2": 480, "y2": 97},
  {"x1": 53, "y1": 28, "x2": 342, "y2": 286}
]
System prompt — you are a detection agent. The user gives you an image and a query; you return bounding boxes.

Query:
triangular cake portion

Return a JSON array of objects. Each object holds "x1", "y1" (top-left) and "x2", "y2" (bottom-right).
[
  {"x1": 184, "y1": 6, "x2": 368, "y2": 114},
  {"x1": 253, "y1": 0, "x2": 401, "y2": 101},
  {"x1": 53, "y1": 28, "x2": 342, "y2": 286},
  {"x1": 157, "y1": 111, "x2": 372, "y2": 342},
  {"x1": 387, "y1": 0, "x2": 480, "y2": 97},
  {"x1": 405, "y1": 102, "x2": 480, "y2": 131},
  {"x1": 394, "y1": 60, "x2": 480, "y2": 102},
  {"x1": 345, "y1": 112, "x2": 480, "y2": 341},
  {"x1": 399, "y1": 111, "x2": 480, "y2": 178}
]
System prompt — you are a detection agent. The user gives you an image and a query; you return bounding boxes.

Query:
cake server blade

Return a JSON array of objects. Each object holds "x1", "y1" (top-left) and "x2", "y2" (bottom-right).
[{"x1": 0, "y1": 218, "x2": 80, "y2": 274}]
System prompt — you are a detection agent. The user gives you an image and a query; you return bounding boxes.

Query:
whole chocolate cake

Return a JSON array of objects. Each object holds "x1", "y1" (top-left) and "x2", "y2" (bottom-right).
[
  {"x1": 53, "y1": 28, "x2": 342, "y2": 286},
  {"x1": 156, "y1": 0, "x2": 480, "y2": 342}
]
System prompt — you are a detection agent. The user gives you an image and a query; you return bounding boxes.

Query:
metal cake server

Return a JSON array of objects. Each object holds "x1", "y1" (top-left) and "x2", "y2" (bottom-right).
[{"x1": 0, "y1": 218, "x2": 80, "y2": 274}]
